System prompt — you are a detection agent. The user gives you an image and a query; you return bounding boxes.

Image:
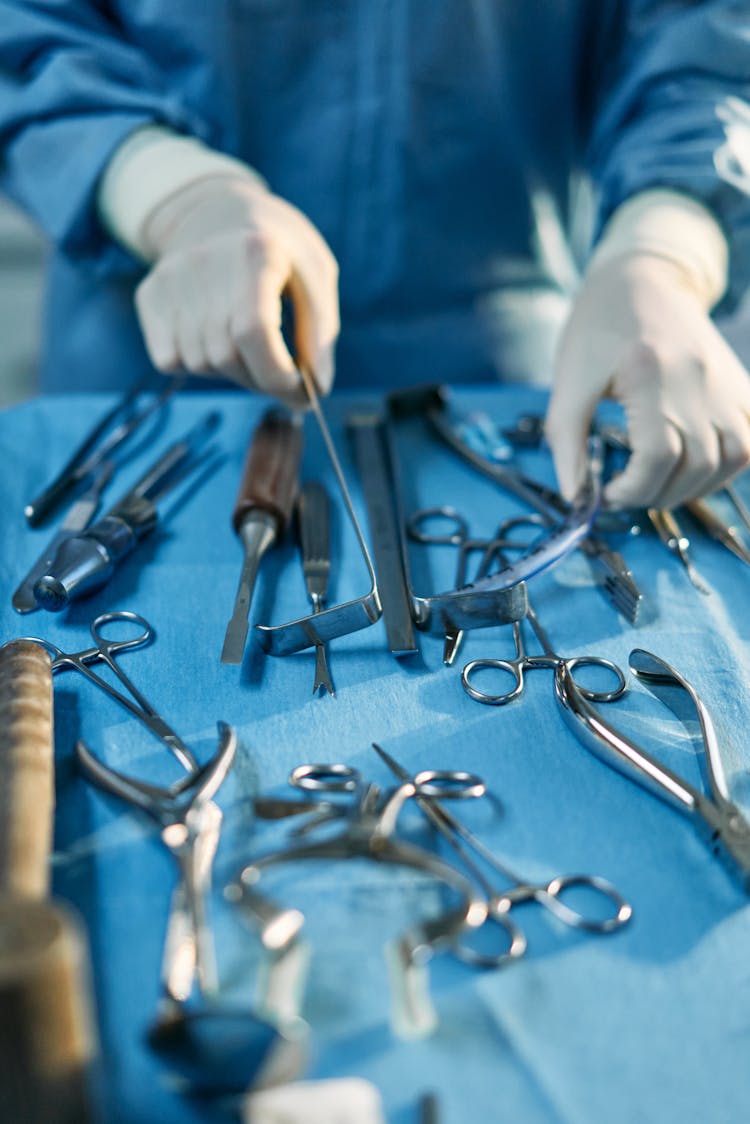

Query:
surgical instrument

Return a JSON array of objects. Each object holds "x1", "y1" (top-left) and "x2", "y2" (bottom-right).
[
  {"x1": 255, "y1": 366, "x2": 383, "y2": 656},
  {"x1": 0, "y1": 639, "x2": 101, "y2": 1123},
  {"x1": 13, "y1": 461, "x2": 114, "y2": 613},
  {"x1": 407, "y1": 506, "x2": 540, "y2": 664},
  {"x1": 372, "y1": 744, "x2": 632, "y2": 967},
  {"x1": 348, "y1": 413, "x2": 419, "y2": 657},
  {"x1": 24, "y1": 374, "x2": 184, "y2": 527},
  {"x1": 459, "y1": 525, "x2": 627, "y2": 706},
  {"x1": 555, "y1": 650, "x2": 750, "y2": 892},
  {"x1": 19, "y1": 611, "x2": 199, "y2": 773},
  {"x1": 221, "y1": 408, "x2": 304, "y2": 665},
  {"x1": 462, "y1": 602, "x2": 626, "y2": 707},
  {"x1": 228, "y1": 761, "x2": 487, "y2": 1038},
  {"x1": 75, "y1": 726, "x2": 297, "y2": 1093},
  {"x1": 296, "y1": 481, "x2": 335, "y2": 695},
  {"x1": 33, "y1": 411, "x2": 220, "y2": 611},
  {"x1": 685, "y1": 497, "x2": 750, "y2": 568},
  {"x1": 646, "y1": 508, "x2": 710, "y2": 594},
  {"x1": 409, "y1": 388, "x2": 642, "y2": 624},
  {"x1": 725, "y1": 481, "x2": 750, "y2": 536},
  {"x1": 385, "y1": 385, "x2": 632, "y2": 636},
  {"x1": 76, "y1": 727, "x2": 236, "y2": 998}
]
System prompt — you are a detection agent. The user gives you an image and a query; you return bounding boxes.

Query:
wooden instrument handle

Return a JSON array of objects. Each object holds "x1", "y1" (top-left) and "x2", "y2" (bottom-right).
[
  {"x1": 232, "y1": 410, "x2": 304, "y2": 535},
  {"x1": 0, "y1": 640, "x2": 54, "y2": 899},
  {"x1": 0, "y1": 898, "x2": 99, "y2": 1123}
]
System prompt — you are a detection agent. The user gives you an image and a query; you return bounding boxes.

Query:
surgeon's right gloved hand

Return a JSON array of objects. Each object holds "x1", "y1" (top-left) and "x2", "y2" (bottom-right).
[
  {"x1": 98, "y1": 126, "x2": 339, "y2": 407},
  {"x1": 545, "y1": 191, "x2": 750, "y2": 512}
]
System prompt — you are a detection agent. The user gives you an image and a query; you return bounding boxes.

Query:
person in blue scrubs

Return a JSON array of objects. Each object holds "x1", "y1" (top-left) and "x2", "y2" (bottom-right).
[{"x1": 0, "y1": 2, "x2": 749, "y2": 509}]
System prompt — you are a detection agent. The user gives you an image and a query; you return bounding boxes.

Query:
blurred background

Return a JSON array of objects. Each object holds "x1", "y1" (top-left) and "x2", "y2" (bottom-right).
[
  {"x1": 1, "y1": 192, "x2": 749, "y2": 410},
  {"x1": 0, "y1": 195, "x2": 46, "y2": 408}
]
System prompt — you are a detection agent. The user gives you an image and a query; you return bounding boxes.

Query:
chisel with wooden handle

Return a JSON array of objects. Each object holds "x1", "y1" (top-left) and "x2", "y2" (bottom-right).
[
  {"x1": 221, "y1": 409, "x2": 304, "y2": 665},
  {"x1": 0, "y1": 640, "x2": 100, "y2": 1122}
]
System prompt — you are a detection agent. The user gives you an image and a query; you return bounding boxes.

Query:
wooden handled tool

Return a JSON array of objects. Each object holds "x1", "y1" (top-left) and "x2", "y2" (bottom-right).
[
  {"x1": 221, "y1": 410, "x2": 304, "y2": 665},
  {"x1": 0, "y1": 640, "x2": 100, "y2": 1122}
]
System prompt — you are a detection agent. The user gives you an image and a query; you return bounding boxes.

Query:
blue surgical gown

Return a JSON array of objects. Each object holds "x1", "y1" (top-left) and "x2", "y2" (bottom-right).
[{"x1": 0, "y1": 1, "x2": 748, "y2": 393}]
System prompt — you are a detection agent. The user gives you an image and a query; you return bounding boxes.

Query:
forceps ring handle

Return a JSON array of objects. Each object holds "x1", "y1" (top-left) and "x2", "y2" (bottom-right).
[
  {"x1": 289, "y1": 763, "x2": 360, "y2": 793},
  {"x1": 413, "y1": 769, "x2": 486, "y2": 801},
  {"x1": 450, "y1": 912, "x2": 527, "y2": 970},
  {"x1": 563, "y1": 657, "x2": 627, "y2": 704},
  {"x1": 461, "y1": 658, "x2": 524, "y2": 706},
  {"x1": 407, "y1": 507, "x2": 469, "y2": 545},
  {"x1": 494, "y1": 874, "x2": 633, "y2": 934}
]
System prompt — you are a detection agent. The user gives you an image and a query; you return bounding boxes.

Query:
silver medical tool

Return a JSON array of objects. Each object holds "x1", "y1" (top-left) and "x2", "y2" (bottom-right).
[
  {"x1": 228, "y1": 762, "x2": 487, "y2": 1038},
  {"x1": 413, "y1": 390, "x2": 642, "y2": 624},
  {"x1": 255, "y1": 366, "x2": 383, "y2": 656},
  {"x1": 372, "y1": 744, "x2": 632, "y2": 968},
  {"x1": 407, "y1": 507, "x2": 541, "y2": 665},
  {"x1": 19, "y1": 611, "x2": 198, "y2": 772},
  {"x1": 685, "y1": 497, "x2": 750, "y2": 569},
  {"x1": 13, "y1": 461, "x2": 114, "y2": 613},
  {"x1": 24, "y1": 374, "x2": 185, "y2": 526},
  {"x1": 384, "y1": 388, "x2": 603, "y2": 638},
  {"x1": 646, "y1": 508, "x2": 710, "y2": 594},
  {"x1": 76, "y1": 726, "x2": 237, "y2": 999},
  {"x1": 348, "y1": 413, "x2": 419, "y2": 657},
  {"x1": 33, "y1": 411, "x2": 220, "y2": 612},
  {"x1": 555, "y1": 650, "x2": 750, "y2": 892},
  {"x1": 296, "y1": 481, "x2": 335, "y2": 695},
  {"x1": 458, "y1": 523, "x2": 627, "y2": 707},
  {"x1": 725, "y1": 482, "x2": 750, "y2": 536},
  {"x1": 76, "y1": 728, "x2": 300, "y2": 1094}
]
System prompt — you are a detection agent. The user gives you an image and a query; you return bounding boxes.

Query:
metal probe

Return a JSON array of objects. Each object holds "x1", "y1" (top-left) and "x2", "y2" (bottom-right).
[{"x1": 221, "y1": 409, "x2": 304, "y2": 665}]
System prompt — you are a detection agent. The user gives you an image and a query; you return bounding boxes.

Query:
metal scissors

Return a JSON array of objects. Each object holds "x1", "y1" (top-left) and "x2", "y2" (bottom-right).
[
  {"x1": 459, "y1": 521, "x2": 627, "y2": 707},
  {"x1": 556, "y1": 649, "x2": 750, "y2": 892},
  {"x1": 229, "y1": 762, "x2": 488, "y2": 1038},
  {"x1": 408, "y1": 506, "x2": 543, "y2": 664},
  {"x1": 372, "y1": 744, "x2": 633, "y2": 966},
  {"x1": 20, "y1": 610, "x2": 198, "y2": 772}
]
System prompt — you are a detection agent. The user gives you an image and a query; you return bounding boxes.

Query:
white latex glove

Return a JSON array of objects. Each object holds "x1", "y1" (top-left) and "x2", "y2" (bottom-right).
[
  {"x1": 98, "y1": 127, "x2": 339, "y2": 406},
  {"x1": 545, "y1": 196, "x2": 750, "y2": 510}
]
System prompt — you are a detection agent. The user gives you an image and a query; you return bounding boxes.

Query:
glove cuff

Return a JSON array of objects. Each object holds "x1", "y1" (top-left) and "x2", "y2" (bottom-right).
[
  {"x1": 588, "y1": 189, "x2": 729, "y2": 309},
  {"x1": 97, "y1": 125, "x2": 267, "y2": 261}
]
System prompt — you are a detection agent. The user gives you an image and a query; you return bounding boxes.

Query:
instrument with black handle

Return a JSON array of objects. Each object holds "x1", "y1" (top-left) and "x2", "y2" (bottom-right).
[{"x1": 221, "y1": 409, "x2": 304, "y2": 665}]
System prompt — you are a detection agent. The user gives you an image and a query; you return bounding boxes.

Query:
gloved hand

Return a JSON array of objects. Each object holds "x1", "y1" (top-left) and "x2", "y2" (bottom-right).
[
  {"x1": 134, "y1": 173, "x2": 340, "y2": 406},
  {"x1": 545, "y1": 236, "x2": 750, "y2": 512}
]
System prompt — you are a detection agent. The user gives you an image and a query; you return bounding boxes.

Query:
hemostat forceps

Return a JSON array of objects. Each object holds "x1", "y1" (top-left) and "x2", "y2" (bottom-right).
[
  {"x1": 373, "y1": 744, "x2": 632, "y2": 967},
  {"x1": 460, "y1": 525, "x2": 626, "y2": 707},
  {"x1": 556, "y1": 649, "x2": 750, "y2": 891},
  {"x1": 20, "y1": 610, "x2": 198, "y2": 772}
]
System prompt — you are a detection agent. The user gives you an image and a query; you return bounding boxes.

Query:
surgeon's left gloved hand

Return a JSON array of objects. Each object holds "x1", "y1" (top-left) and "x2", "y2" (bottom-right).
[
  {"x1": 545, "y1": 191, "x2": 750, "y2": 511},
  {"x1": 98, "y1": 126, "x2": 339, "y2": 407}
]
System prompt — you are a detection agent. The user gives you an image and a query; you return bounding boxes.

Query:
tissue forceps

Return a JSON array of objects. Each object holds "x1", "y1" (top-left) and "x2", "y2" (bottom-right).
[
  {"x1": 373, "y1": 744, "x2": 633, "y2": 966},
  {"x1": 20, "y1": 610, "x2": 198, "y2": 772}
]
